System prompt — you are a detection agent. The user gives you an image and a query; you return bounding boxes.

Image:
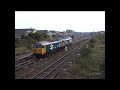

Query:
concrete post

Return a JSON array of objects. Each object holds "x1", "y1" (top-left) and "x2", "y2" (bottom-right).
[{"x1": 65, "y1": 46, "x2": 67, "y2": 51}]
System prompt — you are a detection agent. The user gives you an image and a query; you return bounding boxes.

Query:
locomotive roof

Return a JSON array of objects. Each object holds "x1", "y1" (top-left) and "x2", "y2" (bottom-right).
[
  {"x1": 36, "y1": 41, "x2": 51, "y2": 45},
  {"x1": 36, "y1": 40, "x2": 61, "y2": 45},
  {"x1": 35, "y1": 37, "x2": 72, "y2": 45}
]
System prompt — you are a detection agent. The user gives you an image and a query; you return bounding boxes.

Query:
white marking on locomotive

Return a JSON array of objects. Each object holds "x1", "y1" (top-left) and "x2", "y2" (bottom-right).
[{"x1": 50, "y1": 44, "x2": 54, "y2": 50}]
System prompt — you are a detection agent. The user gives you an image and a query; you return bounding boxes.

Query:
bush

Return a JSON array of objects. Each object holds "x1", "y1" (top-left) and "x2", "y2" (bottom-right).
[
  {"x1": 52, "y1": 34, "x2": 56, "y2": 38},
  {"x1": 96, "y1": 35, "x2": 105, "y2": 41},
  {"x1": 81, "y1": 48, "x2": 92, "y2": 57},
  {"x1": 43, "y1": 33, "x2": 50, "y2": 40},
  {"x1": 90, "y1": 39, "x2": 96, "y2": 43},
  {"x1": 26, "y1": 44, "x2": 32, "y2": 49},
  {"x1": 89, "y1": 43, "x2": 94, "y2": 48},
  {"x1": 15, "y1": 32, "x2": 51, "y2": 54},
  {"x1": 15, "y1": 40, "x2": 24, "y2": 48}
]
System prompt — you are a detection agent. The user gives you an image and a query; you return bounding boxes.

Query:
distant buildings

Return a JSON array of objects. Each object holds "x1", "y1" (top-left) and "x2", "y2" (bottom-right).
[
  {"x1": 49, "y1": 30, "x2": 57, "y2": 36},
  {"x1": 97, "y1": 31, "x2": 105, "y2": 35},
  {"x1": 66, "y1": 29, "x2": 74, "y2": 37},
  {"x1": 16, "y1": 28, "x2": 92, "y2": 40},
  {"x1": 37, "y1": 30, "x2": 52, "y2": 35},
  {"x1": 15, "y1": 28, "x2": 36, "y2": 39},
  {"x1": 15, "y1": 28, "x2": 62, "y2": 39}
]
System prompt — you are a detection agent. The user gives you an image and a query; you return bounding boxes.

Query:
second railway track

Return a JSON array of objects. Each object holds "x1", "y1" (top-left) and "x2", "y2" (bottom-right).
[{"x1": 15, "y1": 55, "x2": 36, "y2": 71}]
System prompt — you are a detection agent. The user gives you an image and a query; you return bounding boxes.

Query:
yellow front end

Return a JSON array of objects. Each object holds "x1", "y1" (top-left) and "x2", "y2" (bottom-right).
[
  {"x1": 41, "y1": 47, "x2": 46, "y2": 55},
  {"x1": 33, "y1": 46, "x2": 46, "y2": 55},
  {"x1": 33, "y1": 48, "x2": 41, "y2": 54}
]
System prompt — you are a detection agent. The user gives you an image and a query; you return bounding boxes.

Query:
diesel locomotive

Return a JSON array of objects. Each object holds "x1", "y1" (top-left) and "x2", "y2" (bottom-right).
[{"x1": 33, "y1": 37, "x2": 72, "y2": 58}]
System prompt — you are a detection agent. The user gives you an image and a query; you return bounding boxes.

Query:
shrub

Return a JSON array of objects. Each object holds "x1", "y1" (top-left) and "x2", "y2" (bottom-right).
[
  {"x1": 89, "y1": 43, "x2": 94, "y2": 48},
  {"x1": 52, "y1": 34, "x2": 56, "y2": 38},
  {"x1": 90, "y1": 39, "x2": 96, "y2": 43},
  {"x1": 81, "y1": 48, "x2": 92, "y2": 57}
]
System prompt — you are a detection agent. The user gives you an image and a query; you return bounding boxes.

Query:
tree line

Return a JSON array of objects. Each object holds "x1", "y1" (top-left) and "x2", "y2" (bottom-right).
[{"x1": 15, "y1": 32, "x2": 50, "y2": 48}]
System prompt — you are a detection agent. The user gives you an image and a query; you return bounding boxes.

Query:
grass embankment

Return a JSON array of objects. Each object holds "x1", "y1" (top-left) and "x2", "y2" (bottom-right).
[
  {"x1": 15, "y1": 46, "x2": 33, "y2": 56},
  {"x1": 57, "y1": 34, "x2": 105, "y2": 79},
  {"x1": 15, "y1": 39, "x2": 34, "y2": 56}
]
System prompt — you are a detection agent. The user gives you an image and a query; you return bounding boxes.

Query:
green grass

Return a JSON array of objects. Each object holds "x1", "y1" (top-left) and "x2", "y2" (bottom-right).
[{"x1": 15, "y1": 46, "x2": 33, "y2": 56}]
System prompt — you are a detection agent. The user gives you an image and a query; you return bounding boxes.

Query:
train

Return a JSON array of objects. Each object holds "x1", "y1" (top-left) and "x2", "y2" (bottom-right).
[{"x1": 33, "y1": 37, "x2": 72, "y2": 58}]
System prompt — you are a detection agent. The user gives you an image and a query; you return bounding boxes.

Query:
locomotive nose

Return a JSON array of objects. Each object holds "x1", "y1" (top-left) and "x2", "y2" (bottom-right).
[{"x1": 34, "y1": 48, "x2": 41, "y2": 53}]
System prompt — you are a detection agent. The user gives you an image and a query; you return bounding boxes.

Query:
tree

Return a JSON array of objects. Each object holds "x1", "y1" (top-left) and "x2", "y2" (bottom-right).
[
  {"x1": 21, "y1": 34, "x2": 25, "y2": 39},
  {"x1": 52, "y1": 34, "x2": 56, "y2": 38},
  {"x1": 15, "y1": 32, "x2": 51, "y2": 49}
]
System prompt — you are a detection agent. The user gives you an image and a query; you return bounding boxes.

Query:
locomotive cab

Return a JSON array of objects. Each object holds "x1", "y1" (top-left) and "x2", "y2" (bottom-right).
[{"x1": 33, "y1": 43, "x2": 46, "y2": 55}]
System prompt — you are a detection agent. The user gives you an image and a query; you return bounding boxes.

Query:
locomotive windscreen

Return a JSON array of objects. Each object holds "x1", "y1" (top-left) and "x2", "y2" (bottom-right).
[{"x1": 33, "y1": 43, "x2": 42, "y2": 48}]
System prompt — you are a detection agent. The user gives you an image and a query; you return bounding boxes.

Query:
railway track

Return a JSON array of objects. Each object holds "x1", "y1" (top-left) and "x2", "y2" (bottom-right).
[
  {"x1": 15, "y1": 39, "x2": 81, "y2": 77},
  {"x1": 15, "y1": 55, "x2": 36, "y2": 71},
  {"x1": 29, "y1": 38, "x2": 91, "y2": 79},
  {"x1": 15, "y1": 54, "x2": 34, "y2": 64},
  {"x1": 15, "y1": 53, "x2": 33, "y2": 61},
  {"x1": 21, "y1": 41, "x2": 83, "y2": 79}
]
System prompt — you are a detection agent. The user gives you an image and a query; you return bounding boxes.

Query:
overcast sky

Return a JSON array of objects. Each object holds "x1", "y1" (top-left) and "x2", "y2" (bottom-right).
[{"x1": 15, "y1": 11, "x2": 105, "y2": 32}]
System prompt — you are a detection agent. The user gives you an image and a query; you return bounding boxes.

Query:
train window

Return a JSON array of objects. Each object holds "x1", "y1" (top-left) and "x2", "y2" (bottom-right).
[
  {"x1": 33, "y1": 45, "x2": 38, "y2": 48},
  {"x1": 33, "y1": 44, "x2": 42, "y2": 48},
  {"x1": 38, "y1": 45, "x2": 42, "y2": 48}
]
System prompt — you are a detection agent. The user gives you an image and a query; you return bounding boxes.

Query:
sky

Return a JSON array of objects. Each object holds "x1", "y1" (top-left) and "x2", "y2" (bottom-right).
[{"x1": 15, "y1": 11, "x2": 105, "y2": 32}]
